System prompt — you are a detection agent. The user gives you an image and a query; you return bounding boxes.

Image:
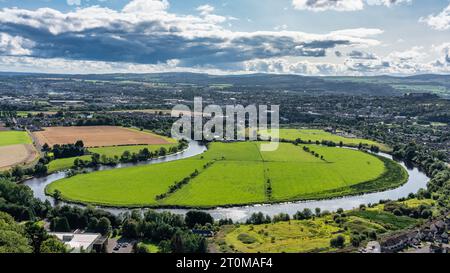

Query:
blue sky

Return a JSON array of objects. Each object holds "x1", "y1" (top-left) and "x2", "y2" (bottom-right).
[{"x1": 0, "y1": 0, "x2": 449, "y2": 75}]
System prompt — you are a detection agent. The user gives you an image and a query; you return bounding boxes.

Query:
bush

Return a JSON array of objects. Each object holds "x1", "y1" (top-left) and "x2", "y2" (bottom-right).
[{"x1": 237, "y1": 233, "x2": 257, "y2": 244}]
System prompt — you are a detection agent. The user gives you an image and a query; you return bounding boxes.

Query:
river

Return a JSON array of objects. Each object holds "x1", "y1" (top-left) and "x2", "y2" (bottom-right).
[{"x1": 23, "y1": 141, "x2": 429, "y2": 222}]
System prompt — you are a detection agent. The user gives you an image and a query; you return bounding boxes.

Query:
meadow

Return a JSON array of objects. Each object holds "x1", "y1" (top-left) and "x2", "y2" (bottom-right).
[
  {"x1": 46, "y1": 143, "x2": 178, "y2": 173},
  {"x1": 0, "y1": 131, "x2": 32, "y2": 147},
  {"x1": 216, "y1": 209, "x2": 418, "y2": 253},
  {"x1": 46, "y1": 141, "x2": 407, "y2": 208},
  {"x1": 261, "y1": 129, "x2": 390, "y2": 152}
]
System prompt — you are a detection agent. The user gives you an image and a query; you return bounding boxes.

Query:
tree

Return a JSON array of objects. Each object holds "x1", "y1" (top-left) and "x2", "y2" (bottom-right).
[
  {"x1": 25, "y1": 222, "x2": 47, "y2": 253},
  {"x1": 51, "y1": 217, "x2": 70, "y2": 232},
  {"x1": 330, "y1": 235, "x2": 345, "y2": 248},
  {"x1": 122, "y1": 219, "x2": 139, "y2": 238},
  {"x1": 0, "y1": 212, "x2": 32, "y2": 253},
  {"x1": 185, "y1": 211, "x2": 213, "y2": 228},
  {"x1": 97, "y1": 217, "x2": 112, "y2": 235},
  {"x1": 53, "y1": 190, "x2": 62, "y2": 202},
  {"x1": 40, "y1": 237, "x2": 67, "y2": 253}
]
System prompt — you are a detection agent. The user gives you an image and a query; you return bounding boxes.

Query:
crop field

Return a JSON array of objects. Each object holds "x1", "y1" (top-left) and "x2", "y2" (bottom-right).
[
  {"x1": 261, "y1": 129, "x2": 389, "y2": 151},
  {"x1": 32, "y1": 126, "x2": 173, "y2": 147},
  {"x1": 0, "y1": 131, "x2": 32, "y2": 147},
  {"x1": 0, "y1": 144, "x2": 38, "y2": 170},
  {"x1": 46, "y1": 143, "x2": 179, "y2": 173},
  {"x1": 46, "y1": 141, "x2": 406, "y2": 208},
  {"x1": 0, "y1": 131, "x2": 37, "y2": 170}
]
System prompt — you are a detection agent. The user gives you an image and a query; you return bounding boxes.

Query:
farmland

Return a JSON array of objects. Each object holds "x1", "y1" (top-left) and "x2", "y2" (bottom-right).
[
  {"x1": 46, "y1": 141, "x2": 407, "y2": 208},
  {"x1": 0, "y1": 131, "x2": 32, "y2": 147},
  {"x1": 262, "y1": 129, "x2": 390, "y2": 152},
  {"x1": 32, "y1": 126, "x2": 174, "y2": 147},
  {"x1": 46, "y1": 143, "x2": 178, "y2": 173},
  {"x1": 0, "y1": 131, "x2": 37, "y2": 170}
]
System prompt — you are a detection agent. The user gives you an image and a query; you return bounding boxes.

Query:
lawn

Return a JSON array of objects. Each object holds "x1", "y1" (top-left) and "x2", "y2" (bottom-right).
[
  {"x1": 46, "y1": 144, "x2": 178, "y2": 173},
  {"x1": 0, "y1": 131, "x2": 32, "y2": 147},
  {"x1": 46, "y1": 141, "x2": 405, "y2": 208},
  {"x1": 261, "y1": 129, "x2": 390, "y2": 152}
]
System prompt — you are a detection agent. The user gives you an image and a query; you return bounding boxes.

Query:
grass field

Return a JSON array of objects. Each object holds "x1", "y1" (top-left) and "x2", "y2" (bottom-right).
[
  {"x1": 216, "y1": 209, "x2": 418, "y2": 253},
  {"x1": 46, "y1": 141, "x2": 406, "y2": 208},
  {"x1": 0, "y1": 131, "x2": 32, "y2": 147},
  {"x1": 262, "y1": 129, "x2": 390, "y2": 151},
  {"x1": 218, "y1": 218, "x2": 348, "y2": 253},
  {"x1": 46, "y1": 143, "x2": 179, "y2": 173}
]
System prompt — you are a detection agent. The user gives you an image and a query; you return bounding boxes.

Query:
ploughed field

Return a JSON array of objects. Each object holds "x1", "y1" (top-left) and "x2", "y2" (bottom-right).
[
  {"x1": 0, "y1": 131, "x2": 37, "y2": 170},
  {"x1": 46, "y1": 141, "x2": 408, "y2": 208},
  {"x1": 32, "y1": 126, "x2": 173, "y2": 147}
]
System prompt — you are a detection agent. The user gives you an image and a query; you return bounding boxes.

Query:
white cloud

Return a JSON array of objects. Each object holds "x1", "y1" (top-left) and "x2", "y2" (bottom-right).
[
  {"x1": 197, "y1": 4, "x2": 215, "y2": 15},
  {"x1": 292, "y1": 0, "x2": 411, "y2": 12},
  {"x1": 0, "y1": 1, "x2": 383, "y2": 66},
  {"x1": 292, "y1": 0, "x2": 364, "y2": 12},
  {"x1": 0, "y1": 33, "x2": 34, "y2": 55},
  {"x1": 420, "y1": 4, "x2": 450, "y2": 30},
  {"x1": 67, "y1": 0, "x2": 81, "y2": 6}
]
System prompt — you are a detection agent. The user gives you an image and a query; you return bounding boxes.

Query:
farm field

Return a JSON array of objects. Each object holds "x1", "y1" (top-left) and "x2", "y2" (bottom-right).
[
  {"x1": 0, "y1": 131, "x2": 32, "y2": 147},
  {"x1": 0, "y1": 131, "x2": 37, "y2": 170},
  {"x1": 261, "y1": 129, "x2": 390, "y2": 151},
  {"x1": 46, "y1": 143, "x2": 179, "y2": 173},
  {"x1": 32, "y1": 126, "x2": 174, "y2": 147},
  {"x1": 46, "y1": 141, "x2": 407, "y2": 208}
]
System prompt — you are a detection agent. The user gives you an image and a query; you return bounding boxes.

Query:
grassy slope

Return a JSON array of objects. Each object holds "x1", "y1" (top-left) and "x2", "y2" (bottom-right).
[
  {"x1": 0, "y1": 131, "x2": 32, "y2": 147},
  {"x1": 219, "y1": 211, "x2": 418, "y2": 253},
  {"x1": 46, "y1": 143, "x2": 178, "y2": 173},
  {"x1": 222, "y1": 218, "x2": 347, "y2": 253},
  {"x1": 46, "y1": 142, "x2": 404, "y2": 208}
]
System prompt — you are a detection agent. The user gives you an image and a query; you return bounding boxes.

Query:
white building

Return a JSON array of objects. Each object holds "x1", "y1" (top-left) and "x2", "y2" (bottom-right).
[{"x1": 49, "y1": 232, "x2": 102, "y2": 253}]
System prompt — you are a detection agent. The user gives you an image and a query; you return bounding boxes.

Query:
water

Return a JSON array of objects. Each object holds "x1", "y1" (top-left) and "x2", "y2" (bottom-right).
[{"x1": 23, "y1": 142, "x2": 429, "y2": 222}]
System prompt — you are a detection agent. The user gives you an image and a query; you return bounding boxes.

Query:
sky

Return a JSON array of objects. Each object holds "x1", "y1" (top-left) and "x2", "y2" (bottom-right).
[{"x1": 0, "y1": 0, "x2": 449, "y2": 75}]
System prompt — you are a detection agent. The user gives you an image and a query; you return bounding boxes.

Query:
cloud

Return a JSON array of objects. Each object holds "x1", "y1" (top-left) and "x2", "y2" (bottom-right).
[
  {"x1": 292, "y1": 0, "x2": 364, "y2": 12},
  {"x1": 67, "y1": 0, "x2": 81, "y2": 6},
  {"x1": 197, "y1": 4, "x2": 215, "y2": 16},
  {"x1": 0, "y1": 0, "x2": 382, "y2": 67},
  {"x1": 347, "y1": 50, "x2": 378, "y2": 59},
  {"x1": 242, "y1": 46, "x2": 450, "y2": 76},
  {"x1": 0, "y1": 32, "x2": 34, "y2": 55},
  {"x1": 420, "y1": 4, "x2": 450, "y2": 30},
  {"x1": 292, "y1": 0, "x2": 410, "y2": 12}
]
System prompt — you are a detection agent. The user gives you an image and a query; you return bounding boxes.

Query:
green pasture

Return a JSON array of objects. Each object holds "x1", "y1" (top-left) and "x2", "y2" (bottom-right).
[
  {"x1": 46, "y1": 141, "x2": 406, "y2": 208},
  {"x1": 261, "y1": 129, "x2": 389, "y2": 151},
  {"x1": 0, "y1": 131, "x2": 32, "y2": 147}
]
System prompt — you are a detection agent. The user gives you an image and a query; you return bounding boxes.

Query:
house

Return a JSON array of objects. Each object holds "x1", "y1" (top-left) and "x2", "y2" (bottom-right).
[{"x1": 49, "y1": 232, "x2": 105, "y2": 253}]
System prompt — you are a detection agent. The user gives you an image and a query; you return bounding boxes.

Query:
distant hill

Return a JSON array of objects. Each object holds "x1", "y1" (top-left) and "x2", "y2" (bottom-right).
[{"x1": 0, "y1": 72, "x2": 449, "y2": 97}]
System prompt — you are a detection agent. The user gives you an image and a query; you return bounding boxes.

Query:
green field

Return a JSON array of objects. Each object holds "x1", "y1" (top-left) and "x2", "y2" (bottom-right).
[
  {"x1": 46, "y1": 143, "x2": 178, "y2": 173},
  {"x1": 0, "y1": 131, "x2": 32, "y2": 147},
  {"x1": 46, "y1": 141, "x2": 407, "y2": 208},
  {"x1": 262, "y1": 129, "x2": 389, "y2": 151},
  {"x1": 221, "y1": 218, "x2": 347, "y2": 253},
  {"x1": 217, "y1": 210, "x2": 417, "y2": 253}
]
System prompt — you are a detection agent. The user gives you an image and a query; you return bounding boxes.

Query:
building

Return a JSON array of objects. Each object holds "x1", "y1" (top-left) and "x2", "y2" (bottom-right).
[{"x1": 49, "y1": 232, "x2": 106, "y2": 253}]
